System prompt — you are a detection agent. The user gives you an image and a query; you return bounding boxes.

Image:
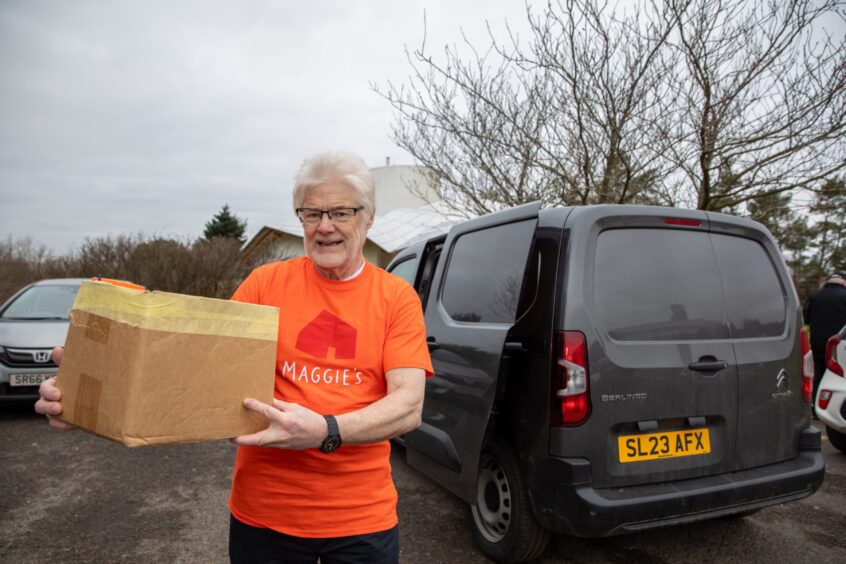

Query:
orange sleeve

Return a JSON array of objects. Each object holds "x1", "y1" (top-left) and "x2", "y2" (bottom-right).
[
  {"x1": 382, "y1": 281, "x2": 434, "y2": 377},
  {"x1": 231, "y1": 265, "x2": 269, "y2": 305}
]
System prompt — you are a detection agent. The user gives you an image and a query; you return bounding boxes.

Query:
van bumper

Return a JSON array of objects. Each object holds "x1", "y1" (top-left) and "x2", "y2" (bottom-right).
[{"x1": 545, "y1": 426, "x2": 825, "y2": 537}]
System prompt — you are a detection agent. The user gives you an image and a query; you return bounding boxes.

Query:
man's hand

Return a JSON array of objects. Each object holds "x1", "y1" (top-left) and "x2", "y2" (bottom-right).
[
  {"x1": 33, "y1": 347, "x2": 75, "y2": 430},
  {"x1": 231, "y1": 398, "x2": 328, "y2": 450}
]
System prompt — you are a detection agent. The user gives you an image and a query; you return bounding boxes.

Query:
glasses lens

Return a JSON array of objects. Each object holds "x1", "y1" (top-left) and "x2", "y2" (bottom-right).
[
  {"x1": 299, "y1": 210, "x2": 321, "y2": 223},
  {"x1": 329, "y1": 209, "x2": 355, "y2": 222}
]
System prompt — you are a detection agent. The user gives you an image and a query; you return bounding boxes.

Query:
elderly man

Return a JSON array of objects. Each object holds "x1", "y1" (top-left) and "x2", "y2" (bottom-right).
[{"x1": 36, "y1": 151, "x2": 433, "y2": 564}]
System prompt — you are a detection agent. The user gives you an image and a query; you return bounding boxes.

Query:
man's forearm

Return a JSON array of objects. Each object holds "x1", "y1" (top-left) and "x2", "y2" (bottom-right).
[{"x1": 335, "y1": 368, "x2": 425, "y2": 445}]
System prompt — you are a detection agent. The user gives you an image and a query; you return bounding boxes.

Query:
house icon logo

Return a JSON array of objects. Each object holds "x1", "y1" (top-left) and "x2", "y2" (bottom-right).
[{"x1": 295, "y1": 310, "x2": 357, "y2": 359}]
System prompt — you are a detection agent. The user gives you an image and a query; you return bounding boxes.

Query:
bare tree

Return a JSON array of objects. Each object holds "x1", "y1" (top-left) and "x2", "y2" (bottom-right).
[
  {"x1": 377, "y1": 0, "x2": 845, "y2": 214},
  {"x1": 0, "y1": 236, "x2": 56, "y2": 303},
  {"x1": 665, "y1": 0, "x2": 846, "y2": 210},
  {"x1": 378, "y1": 0, "x2": 680, "y2": 215},
  {"x1": 0, "y1": 234, "x2": 254, "y2": 303},
  {"x1": 377, "y1": 21, "x2": 557, "y2": 217},
  {"x1": 518, "y1": 0, "x2": 680, "y2": 206}
]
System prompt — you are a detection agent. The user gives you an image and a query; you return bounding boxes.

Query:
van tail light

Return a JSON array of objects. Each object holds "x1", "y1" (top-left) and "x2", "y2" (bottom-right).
[
  {"x1": 551, "y1": 331, "x2": 591, "y2": 426},
  {"x1": 801, "y1": 327, "x2": 813, "y2": 403},
  {"x1": 818, "y1": 390, "x2": 832, "y2": 410},
  {"x1": 826, "y1": 335, "x2": 844, "y2": 377}
]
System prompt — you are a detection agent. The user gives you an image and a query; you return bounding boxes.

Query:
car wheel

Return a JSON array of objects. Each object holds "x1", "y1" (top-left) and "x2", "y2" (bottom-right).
[
  {"x1": 470, "y1": 441, "x2": 550, "y2": 563},
  {"x1": 827, "y1": 426, "x2": 846, "y2": 453}
]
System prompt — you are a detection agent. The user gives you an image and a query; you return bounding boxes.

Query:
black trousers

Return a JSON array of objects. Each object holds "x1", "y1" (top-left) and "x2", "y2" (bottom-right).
[{"x1": 229, "y1": 515, "x2": 399, "y2": 564}]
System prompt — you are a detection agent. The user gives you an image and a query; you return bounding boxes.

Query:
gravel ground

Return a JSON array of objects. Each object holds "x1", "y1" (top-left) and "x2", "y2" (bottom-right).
[{"x1": 1, "y1": 404, "x2": 845, "y2": 563}]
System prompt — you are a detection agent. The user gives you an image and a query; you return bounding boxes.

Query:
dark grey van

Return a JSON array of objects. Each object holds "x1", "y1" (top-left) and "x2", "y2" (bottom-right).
[{"x1": 387, "y1": 203, "x2": 824, "y2": 563}]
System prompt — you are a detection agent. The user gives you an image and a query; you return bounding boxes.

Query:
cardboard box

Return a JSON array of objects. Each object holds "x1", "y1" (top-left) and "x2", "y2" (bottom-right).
[{"x1": 56, "y1": 281, "x2": 278, "y2": 446}]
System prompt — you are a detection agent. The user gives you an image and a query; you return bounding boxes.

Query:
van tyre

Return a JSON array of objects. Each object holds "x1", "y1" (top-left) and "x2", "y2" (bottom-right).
[
  {"x1": 470, "y1": 442, "x2": 550, "y2": 563},
  {"x1": 827, "y1": 426, "x2": 846, "y2": 453}
]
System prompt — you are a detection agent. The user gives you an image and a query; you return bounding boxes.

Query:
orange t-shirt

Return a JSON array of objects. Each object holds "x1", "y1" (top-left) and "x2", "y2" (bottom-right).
[{"x1": 228, "y1": 257, "x2": 433, "y2": 537}]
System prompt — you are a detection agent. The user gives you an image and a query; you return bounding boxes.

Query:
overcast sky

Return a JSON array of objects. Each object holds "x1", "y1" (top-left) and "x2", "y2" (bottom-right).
[{"x1": 0, "y1": 0, "x2": 532, "y2": 253}]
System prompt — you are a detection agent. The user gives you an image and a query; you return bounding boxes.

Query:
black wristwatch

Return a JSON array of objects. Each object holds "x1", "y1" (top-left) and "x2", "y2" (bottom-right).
[{"x1": 320, "y1": 414, "x2": 342, "y2": 453}]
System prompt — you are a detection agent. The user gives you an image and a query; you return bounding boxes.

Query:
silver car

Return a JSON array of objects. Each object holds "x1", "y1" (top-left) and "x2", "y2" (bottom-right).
[{"x1": 0, "y1": 278, "x2": 85, "y2": 403}]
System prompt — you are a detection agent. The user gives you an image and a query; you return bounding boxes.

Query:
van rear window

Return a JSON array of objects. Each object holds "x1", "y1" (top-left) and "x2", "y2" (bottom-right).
[
  {"x1": 594, "y1": 229, "x2": 728, "y2": 340},
  {"x1": 593, "y1": 229, "x2": 786, "y2": 341},
  {"x1": 711, "y1": 234, "x2": 786, "y2": 338}
]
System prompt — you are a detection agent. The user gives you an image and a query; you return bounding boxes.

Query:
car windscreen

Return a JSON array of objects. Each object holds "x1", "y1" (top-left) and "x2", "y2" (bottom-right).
[{"x1": 1, "y1": 285, "x2": 80, "y2": 320}]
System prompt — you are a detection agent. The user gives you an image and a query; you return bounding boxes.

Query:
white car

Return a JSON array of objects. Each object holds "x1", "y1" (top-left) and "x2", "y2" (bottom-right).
[{"x1": 815, "y1": 324, "x2": 846, "y2": 453}]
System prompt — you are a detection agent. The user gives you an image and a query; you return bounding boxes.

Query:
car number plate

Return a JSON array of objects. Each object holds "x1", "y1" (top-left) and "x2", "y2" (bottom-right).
[
  {"x1": 9, "y1": 373, "x2": 53, "y2": 387},
  {"x1": 618, "y1": 428, "x2": 711, "y2": 463}
]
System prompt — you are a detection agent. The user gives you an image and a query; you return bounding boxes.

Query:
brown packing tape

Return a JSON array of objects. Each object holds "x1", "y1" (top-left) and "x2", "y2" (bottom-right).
[
  {"x1": 82, "y1": 313, "x2": 111, "y2": 344},
  {"x1": 59, "y1": 310, "x2": 130, "y2": 433},
  {"x1": 74, "y1": 373, "x2": 102, "y2": 431}
]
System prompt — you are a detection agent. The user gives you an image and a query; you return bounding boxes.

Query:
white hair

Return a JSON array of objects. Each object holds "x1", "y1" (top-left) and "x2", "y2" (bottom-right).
[{"x1": 292, "y1": 151, "x2": 376, "y2": 217}]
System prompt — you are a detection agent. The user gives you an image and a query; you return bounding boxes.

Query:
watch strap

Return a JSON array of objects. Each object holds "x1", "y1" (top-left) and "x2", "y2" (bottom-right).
[
  {"x1": 320, "y1": 414, "x2": 342, "y2": 453},
  {"x1": 324, "y1": 414, "x2": 339, "y2": 437}
]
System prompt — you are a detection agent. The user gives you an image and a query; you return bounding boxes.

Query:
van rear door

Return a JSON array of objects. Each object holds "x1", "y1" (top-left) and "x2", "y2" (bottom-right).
[
  {"x1": 706, "y1": 214, "x2": 803, "y2": 471},
  {"x1": 404, "y1": 202, "x2": 540, "y2": 502},
  {"x1": 552, "y1": 207, "x2": 739, "y2": 488}
]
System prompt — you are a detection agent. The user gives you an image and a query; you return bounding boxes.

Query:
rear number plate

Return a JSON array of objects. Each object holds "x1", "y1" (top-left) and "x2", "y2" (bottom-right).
[
  {"x1": 9, "y1": 373, "x2": 53, "y2": 387},
  {"x1": 618, "y1": 429, "x2": 711, "y2": 463}
]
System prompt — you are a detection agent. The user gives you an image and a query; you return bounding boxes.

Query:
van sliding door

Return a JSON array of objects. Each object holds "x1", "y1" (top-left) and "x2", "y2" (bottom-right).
[{"x1": 404, "y1": 203, "x2": 540, "y2": 503}]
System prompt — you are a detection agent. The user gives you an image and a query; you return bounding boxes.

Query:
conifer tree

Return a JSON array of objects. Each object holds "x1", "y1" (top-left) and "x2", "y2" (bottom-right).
[
  {"x1": 203, "y1": 205, "x2": 247, "y2": 245},
  {"x1": 808, "y1": 179, "x2": 846, "y2": 276}
]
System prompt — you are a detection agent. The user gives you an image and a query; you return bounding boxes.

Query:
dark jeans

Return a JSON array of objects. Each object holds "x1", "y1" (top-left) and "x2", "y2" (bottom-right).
[{"x1": 229, "y1": 515, "x2": 399, "y2": 564}]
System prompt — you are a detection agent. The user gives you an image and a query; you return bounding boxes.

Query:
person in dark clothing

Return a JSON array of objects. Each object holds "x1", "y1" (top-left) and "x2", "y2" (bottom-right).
[{"x1": 804, "y1": 271, "x2": 846, "y2": 403}]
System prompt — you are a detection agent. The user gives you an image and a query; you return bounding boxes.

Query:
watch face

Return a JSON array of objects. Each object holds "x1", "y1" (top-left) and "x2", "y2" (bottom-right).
[{"x1": 321, "y1": 436, "x2": 342, "y2": 453}]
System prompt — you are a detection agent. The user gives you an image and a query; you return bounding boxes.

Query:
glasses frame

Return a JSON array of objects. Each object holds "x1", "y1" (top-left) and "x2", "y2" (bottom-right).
[{"x1": 295, "y1": 207, "x2": 364, "y2": 225}]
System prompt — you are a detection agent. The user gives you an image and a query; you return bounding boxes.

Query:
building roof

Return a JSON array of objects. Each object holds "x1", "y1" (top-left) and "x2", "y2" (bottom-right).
[{"x1": 368, "y1": 205, "x2": 459, "y2": 253}]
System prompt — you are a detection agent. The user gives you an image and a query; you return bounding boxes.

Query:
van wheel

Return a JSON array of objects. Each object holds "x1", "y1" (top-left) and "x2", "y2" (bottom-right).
[
  {"x1": 827, "y1": 426, "x2": 846, "y2": 453},
  {"x1": 470, "y1": 442, "x2": 550, "y2": 563}
]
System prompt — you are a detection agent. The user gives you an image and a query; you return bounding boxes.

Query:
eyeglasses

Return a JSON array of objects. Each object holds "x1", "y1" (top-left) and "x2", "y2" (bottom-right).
[{"x1": 295, "y1": 207, "x2": 363, "y2": 225}]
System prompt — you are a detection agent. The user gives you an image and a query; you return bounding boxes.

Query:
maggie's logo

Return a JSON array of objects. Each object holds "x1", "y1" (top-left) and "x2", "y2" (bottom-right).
[{"x1": 295, "y1": 310, "x2": 357, "y2": 359}]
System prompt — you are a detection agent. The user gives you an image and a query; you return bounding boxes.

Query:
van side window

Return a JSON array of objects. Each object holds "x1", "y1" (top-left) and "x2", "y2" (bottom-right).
[
  {"x1": 711, "y1": 234, "x2": 786, "y2": 338},
  {"x1": 388, "y1": 255, "x2": 419, "y2": 286},
  {"x1": 417, "y1": 246, "x2": 442, "y2": 309},
  {"x1": 441, "y1": 220, "x2": 536, "y2": 324},
  {"x1": 593, "y1": 229, "x2": 729, "y2": 340}
]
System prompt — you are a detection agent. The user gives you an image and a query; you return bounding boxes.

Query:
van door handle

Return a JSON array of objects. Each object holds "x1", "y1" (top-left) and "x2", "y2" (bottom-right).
[
  {"x1": 426, "y1": 337, "x2": 439, "y2": 351},
  {"x1": 689, "y1": 357, "x2": 728, "y2": 372},
  {"x1": 504, "y1": 341, "x2": 525, "y2": 353}
]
